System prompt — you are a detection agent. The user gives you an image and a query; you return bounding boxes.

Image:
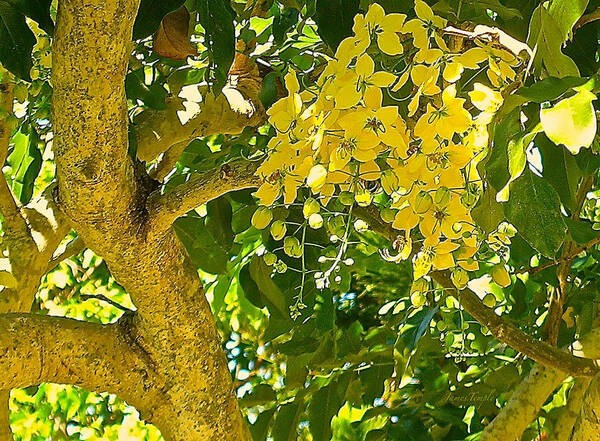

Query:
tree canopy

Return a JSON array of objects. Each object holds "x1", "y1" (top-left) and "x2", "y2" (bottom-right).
[{"x1": 2, "y1": 0, "x2": 600, "y2": 440}]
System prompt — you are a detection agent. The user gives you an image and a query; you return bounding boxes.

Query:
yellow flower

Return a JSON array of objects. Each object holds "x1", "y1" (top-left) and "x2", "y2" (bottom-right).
[
  {"x1": 469, "y1": 82, "x2": 503, "y2": 112},
  {"x1": 422, "y1": 236, "x2": 460, "y2": 270},
  {"x1": 335, "y1": 54, "x2": 396, "y2": 109},
  {"x1": 419, "y1": 195, "x2": 471, "y2": 240},
  {"x1": 354, "y1": 3, "x2": 406, "y2": 56},
  {"x1": 414, "y1": 85, "x2": 471, "y2": 152},
  {"x1": 267, "y1": 71, "x2": 302, "y2": 133}
]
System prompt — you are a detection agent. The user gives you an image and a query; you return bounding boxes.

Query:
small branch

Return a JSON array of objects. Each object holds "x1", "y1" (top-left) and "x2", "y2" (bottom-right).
[
  {"x1": 46, "y1": 236, "x2": 86, "y2": 272},
  {"x1": 353, "y1": 206, "x2": 600, "y2": 377},
  {"x1": 80, "y1": 293, "x2": 135, "y2": 312},
  {"x1": 433, "y1": 270, "x2": 599, "y2": 377},
  {"x1": 575, "y1": 7, "x2": 600, "y2": 30},
  {"x1": 516, "y1": 234, "x2": 600, "y2": 276},
  {"x1": 146, "y1": 160, "x2": 261, "y2": 233}
]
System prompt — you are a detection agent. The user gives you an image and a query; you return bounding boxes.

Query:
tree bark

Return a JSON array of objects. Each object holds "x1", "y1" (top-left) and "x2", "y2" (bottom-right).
[{"x1": 50, "y1": 0, "x2": 251, "y2": 439}]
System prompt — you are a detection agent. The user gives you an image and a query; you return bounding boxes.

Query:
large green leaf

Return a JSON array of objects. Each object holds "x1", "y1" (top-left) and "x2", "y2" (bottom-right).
[
  {"x1": 6, "y1": 0, "x2": 53, "y2": 34},
  {"x1": 271, "y1": 399, "x2": 304, "y2": 441},
  {"x1": 0, "y1": 2, "x2": 35, "y2": 81},
  {"x1": 250, "y1": 409, "x2": 276, "y2": 441},
  {"x1": 540, "y1": 89, "x2": 597, "y2": 154},
  {"x1": 308, "y1": 380, "x2": 346, "y2": 441},
  {"x1": 246, "y1": 256, "x2": 289, "y2": 316},
  {"x1": 173, "y1": 215, "x2": 231, "y2": 274},
  {"x1": 547, "y1": 0, "x2": 589, "y2": 42},
  {"x1": 472, "y1": 187, "x2": 504, "y2": 233},
  {"x1": 6, "y1": 129, "x2": 42, "y2": 204},
  {"x1": 133, "y1": 0, "x2": 186, "y2": 39},
  {"x1": 483, "y1": 107, "x2": 520, "y2": 193},
  {"x1": 197, "y1": 0, "x2": 236, "y2": 92},
  {"x1": 516, "y1": 76, "x2": 588, "y2": 103},
  {"x1": 504, "y1": 169, "x2": 567, "y2": 258},
  {"x1": 536, "y1": 133, "x2": 581, "y2": 212},
  {"x1": 527, "y1": 5, "x2": 580, "y2": 77},
  {"x1": 313, "y1": 0, "x2": 359, "y2": 51}
]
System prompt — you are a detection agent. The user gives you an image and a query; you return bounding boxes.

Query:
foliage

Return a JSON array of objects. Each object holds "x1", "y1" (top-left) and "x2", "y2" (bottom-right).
[{"x1": 4, "y1": 0, "x2": 600, "y2": 440}]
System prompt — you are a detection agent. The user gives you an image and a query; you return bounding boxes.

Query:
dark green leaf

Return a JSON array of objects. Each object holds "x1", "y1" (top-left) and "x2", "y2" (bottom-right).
[
  {"x1": 133, "y1": 0, "x2": 187, "y2": 39},
  {"x1": 250, "y1": 409, "x2": 276, "y2": 441},
  {"x1": 273, "y1": 8, "x2": 299, "y2": 44},
  {"x1": 206, "y1": 198, "x2": 234, "y2": 250},
  {"x1": 0, "y1": 2, "x2": 35, "y2": 81},
  {"x1": 537, "y1": 133, "x2": 581, "y2": 212},
  {"x1": 173, "y1": 215, "x2": 230, "y2": 273},
  {"x1": 197, "y1": 0, "x2": 236, "y2": 92},
  {"x1": 516, "y1": 76, "x2": 588, "y2": 103},
  {"x1": 6, "y1": 0, "x2": 53, "y2": 34},
  {"x1": 504, "y1": 168, "x2": 567, "y2": 258},
  {"x1": 565, "y1": 218, "x2": 598, "y2": 245},
  {"x1": 483, "y1": 107, "x2": 520, "y2": 192},
  {"x1": 472, "y1": 187, "x2": 504, "y2": 233},
  {"x1": 314, "y1": 0, "x2": 359, "y2": 51},
  {"x1": 272, "y1": 399, "x2": 304, "y2": 441},
  {"x1": 240, "y1": 385, "x2": 277, "y2": 407},
  {"x1": 247, "y1": 256, "x2": 289, "y2": 316},
  {"x1": 308, "y1": 381, "x2": 345, "y2": 441}
]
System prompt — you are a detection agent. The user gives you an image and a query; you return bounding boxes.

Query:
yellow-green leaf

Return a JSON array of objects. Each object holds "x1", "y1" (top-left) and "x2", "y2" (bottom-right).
[{"x1": 540, "y1": 90, "x2": 597, "y2": 154}]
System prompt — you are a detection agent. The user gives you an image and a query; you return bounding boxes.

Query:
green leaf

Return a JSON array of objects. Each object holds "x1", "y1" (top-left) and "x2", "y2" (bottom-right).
[
  {"x1": 547, "y1": 0, "x2": 589, "y2": 42},
  {"x1": 272, "y1": 399, "x2": 304, "y2": 441},
  {"x1": 5, "y1": 0, "x2": 53, "y2": 34},
  {"x1": 536, "y1": 133, "x2": 581, "y2": 212},
  {"x1": 205, "y1": 198, "x2": 234, "y2": 250},
  {"x1": 247, "y1": 256, "x2": 289, "y2": 316},
  {"x1": 565, "y1": 218, "x2": 598, "y2": 245},
  {"x1": 173, "y1": 215, "x2": 230, "y2": 274},
  {"x1": 483, "y1": 107, "x2": 520, "y2": 193},
  {"x1": 504, "y1": 169, "x2": 567, "y2": 258},
  {"x1": 250, "y1": 409, "x2": 276, "y2": 441},
  {"x1": 313, "y1": 0, "x2": 359, "y2": 51},
  {"x1": 240, "y1": 385, "x2": 277, "y2": 407},
  {"x1": 125, "y1": 70, "x2": 168, "y2": 110},
  {"x1": 308, "y1": 381, "x2": 346, "y2": 441},
  {"x1": 133, "y1": 0, "x2": 186, "y2": 39},
  {"x1": 273, "y1": 8, "x2": 300, "y2": 44},
  {"x1": 540, "y1": 89, "x2": 597, "y2": 154},
  {"x1": 197, "y1": 0, "x2": 236, "y2": 92},
  {"x1": 0, "y1": 2, "x2": 36, "y2": 81},
  {"x1": 6, "y1": 129, "x2": 42, "y2": 204},
  {"x1": 472, "y1": 187, "x2": 505, "y2": 233},
  {"x1": 527, "y1": 5, "x2": 580, "y2": 77},
  {"x1": 516, "y1": 76, "x2": 588, "y2": 103}
]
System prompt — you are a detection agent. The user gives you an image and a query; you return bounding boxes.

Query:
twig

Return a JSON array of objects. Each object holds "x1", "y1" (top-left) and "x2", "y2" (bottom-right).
[
  {"x1": 80, "y1": 293, "x2": 135, "y2": 313},
  {"x1": 575, "y1": 7, "x2": 600, "y2": 30}
]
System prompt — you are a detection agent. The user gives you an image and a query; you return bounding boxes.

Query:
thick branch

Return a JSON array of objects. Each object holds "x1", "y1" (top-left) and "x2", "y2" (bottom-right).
[
  {"x1": 549, "y1": 378, "x2": 591, "y2": 441},
  {"x1": 479, "y1": 364, "x2": 567, "y2": 441},
  {"x1": 571, "y1": 373, "x2": 600, "y2": 441},
  {"x1": 0, "y1": 313, "x2": 160, "y2": 413},
  {"x1": 147, "y1": 159, "x2": 260, "y2": 233}
]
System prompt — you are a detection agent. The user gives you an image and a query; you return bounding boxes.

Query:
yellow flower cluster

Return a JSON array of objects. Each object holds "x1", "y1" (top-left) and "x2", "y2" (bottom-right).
[{"x1": 255, "y1": 1, "x2": 521, "y2": 281}]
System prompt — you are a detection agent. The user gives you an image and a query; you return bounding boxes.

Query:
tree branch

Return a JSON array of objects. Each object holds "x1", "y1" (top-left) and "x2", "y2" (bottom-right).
[
  {"x1": 575, "y1": 7, "x2": 600, "y2": 30},
  {"x1": 0, "y1": 313, "x2": 161, "y2": 414},
  {"x1": 549, "y1": 377, "x2": 591, "y2": 441},
  {"x1": 147, "y1": 159, "x2": 261, "y2": 233},
  {"x1": 479, "y1": 364, "x2": 567, "y2": 441},
  {"x1": 571, "y1": 373, "x2": 600, "y2": 441},
  {"x1": 353, "y1": 205, "x2": 600, "y2": 377}
]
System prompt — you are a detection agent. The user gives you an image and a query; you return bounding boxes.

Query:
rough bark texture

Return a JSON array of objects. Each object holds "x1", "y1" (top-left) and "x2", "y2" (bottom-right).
[
  {"x1": 49, "y1": 0, "x2": 251, "y2": 439},
  {"x1": 571, "y1": 374, "x2": 600, "y2": 441},
  {"x1": 479, "y1": 365, "x2": 566, "y2": 441},
  {"x1": 0, "y1": 313, "x2": 158, "y2": 411},
  {"x1": 550, "y1": 378, "x2": 591, "y2": 441}
]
